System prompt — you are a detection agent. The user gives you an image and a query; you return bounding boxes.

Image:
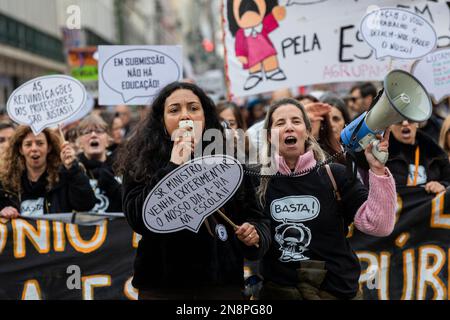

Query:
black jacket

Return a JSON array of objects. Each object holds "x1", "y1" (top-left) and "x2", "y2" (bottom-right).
[
  {"x1": 0, "y1": 160, "x2": 97, "y2": 214},
  {"x1": 78, "y1": 153, "x2": 123, "y2": 213},
  {"x1": 122, "y1": 161, "x2": 270, "y2": 293},
  {"x1": 386, "y1": 131, "x2": 450, "y2": 187}
]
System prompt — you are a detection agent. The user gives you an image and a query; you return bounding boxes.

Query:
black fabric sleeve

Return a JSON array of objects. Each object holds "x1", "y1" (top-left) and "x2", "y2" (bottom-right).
[
  {"x1": 122, "y1": 162, "x2": 179, "y2": 235},
  {"x1": 96, "y1": 165, "x2": 123, "y2": 212},
  {"x1": 225, "y1": 174, "x2": 271, "y2": 261},
  {"x1": 59, "y1": 160, "x2": 97, "y2": 212},
  {"x1": 437, "y1": 157, "x2": 450, "y2": 187},
  {"x1": 330, "y1": 163, "x2": 369, "y2": 226}
]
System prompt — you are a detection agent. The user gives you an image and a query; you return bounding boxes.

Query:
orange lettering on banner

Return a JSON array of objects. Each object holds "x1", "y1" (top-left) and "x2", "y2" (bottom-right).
[
  {"x1": 132, "y1": 232, "x2": 142, "y2": 248},
  {"x1": 82, "y1": 275, "x2": 111, "y2": 300},
  {"x1": 124, "y1": 277, "x2": 139, "y2": 300},
  {"x1": 417, "y1": 245, "x2": 447, "y2": 300},
  {"x1": 401, "y1": 249, "x2": 415, "y2": 300},
  {"x1": 52, "y1": 221, "x2": 66, "y2": 252},
  {"x1": 66, "y1": 220, "x2": 108, "y2": 254},
  {"x1": 430, "y1": 192, "x2": 450, "y2": 229},
  {"x1": 21, "y1": 279, "x2": 42, "y2": 300},
  {"x1": 12, "y1": 219, "x2": 50, "y2": 258},
  {"x1": 378, "y1": 252, "x2": 391, "y2": 300},
  {"x1": 0, "y1": 223, "x2": 7, "y2": 254}
]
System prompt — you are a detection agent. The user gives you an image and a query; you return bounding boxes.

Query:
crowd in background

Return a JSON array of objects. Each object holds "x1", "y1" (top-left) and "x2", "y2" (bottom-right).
[{"x1": 0, "y1": 80, "x2": 449, "y2": 299}]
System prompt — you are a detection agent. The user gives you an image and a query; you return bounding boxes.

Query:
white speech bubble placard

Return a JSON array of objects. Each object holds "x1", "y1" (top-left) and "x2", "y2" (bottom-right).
[
  {"x1": 62, "y1": 91, "x2": 95, "y2": 125},
  {"x1": 270, "y1": 196, "x2": 320, "y2": 223},
  {"x1": 99, "y1": 45, "x2": 182, "y2": 105},
  {"x1": 142, "y1": 155, "x2": 243, "y2": 234},
  {"x1": 412, "y1": 48, "x2": 450, "y2": 103},
  {"x1": 7, "y1": 75, "x2": 87, "y2": 135},
  {"x1": 360, "y1": 7, "x2": 437, "y2": 60}
]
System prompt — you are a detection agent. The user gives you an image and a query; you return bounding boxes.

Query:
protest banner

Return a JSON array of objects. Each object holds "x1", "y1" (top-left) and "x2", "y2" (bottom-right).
[
  {"x1": 61, "y1": 92, "x2": 95, "y2": 126},
  {"x1": 6, "y1": 75, "x2": 87, "y2": 135},
  {"x1": 349, "y1": 186, "x2": 450, "y2": 300},
  {"x1": 0, "y1": 218, "x2": 137, "y2": 300},
  {"x1": 67, "y1": 47, "x2": 99, "y2": 98},
  {"x1": 142, "y1": 155, "x2": 243, "y2": 233},
  {"x1": 412, "y1": 47, "x2": 450, "y2": 103},
  {"x1": 99, "y1": 45, "x2": 183, "y2": 105},
  {"x1": 1, "y1": 187, "x2": 449, "y2": 299},
  {"x1": 221, "y1": 0, "x2": 449, "y2": 97}
]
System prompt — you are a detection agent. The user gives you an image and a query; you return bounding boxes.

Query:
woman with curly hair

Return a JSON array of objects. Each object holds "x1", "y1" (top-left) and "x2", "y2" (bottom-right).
[
  {"x1": 116, "y1": 81, "x2": 270, "y2": 300},
  {"x1": 0, "y1": 126, "x2": 96, "y2": 219}
]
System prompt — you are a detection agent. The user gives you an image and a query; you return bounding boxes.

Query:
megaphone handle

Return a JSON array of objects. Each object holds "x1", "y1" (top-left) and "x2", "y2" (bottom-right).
[{"x1": 371, "y1": 140, "x2": 388, "y2": 165}]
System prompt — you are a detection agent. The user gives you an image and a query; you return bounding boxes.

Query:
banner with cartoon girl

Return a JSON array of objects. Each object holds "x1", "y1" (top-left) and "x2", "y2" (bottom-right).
[{"x1": 221, "y1": 0, "x2": 450, "y2": 98}]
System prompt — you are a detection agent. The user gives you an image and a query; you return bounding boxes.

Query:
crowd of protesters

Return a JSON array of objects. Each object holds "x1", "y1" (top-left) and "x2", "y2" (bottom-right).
[{"x1": 0, "y1": 80, "x2": 449, "y2": 300}]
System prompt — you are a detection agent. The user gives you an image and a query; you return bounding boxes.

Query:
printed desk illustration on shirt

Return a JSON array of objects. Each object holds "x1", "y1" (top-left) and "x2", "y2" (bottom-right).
[
  {"x1": 227, "y1": 0, "x2": 287, "y2": 91},
  {"x1": 271, "y1": 195, "x2": 320, "y2": 262}
]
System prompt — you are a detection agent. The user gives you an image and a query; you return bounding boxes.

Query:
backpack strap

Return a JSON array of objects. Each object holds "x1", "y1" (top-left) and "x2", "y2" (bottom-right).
[{"x1": 325, "y1": 164, "x2": 341, "y2": 202}]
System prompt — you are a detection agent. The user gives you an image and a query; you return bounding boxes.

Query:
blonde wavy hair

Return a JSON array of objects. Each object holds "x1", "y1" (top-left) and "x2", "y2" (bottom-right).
[
  {"x1": 256, "y1": 98, "x2": 326, "y2": 207},
  {"x1": 439, "y1": 115, "x2": 450, "y2": 156},
  {"x1": 0, "y1": 126, "x2": 63, "y2": 195}
]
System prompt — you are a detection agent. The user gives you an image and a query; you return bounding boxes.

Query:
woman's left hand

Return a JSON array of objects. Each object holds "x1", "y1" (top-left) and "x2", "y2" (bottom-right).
[
  {"x1": 60, "y1": 142, "x2": 76, "y2": 170},
  {"x1": 365, "y1": 129, "x2": 390, "y2": 176},
  {"x1": 235, "y1": 223, "x2": 260, "y2": 247}
]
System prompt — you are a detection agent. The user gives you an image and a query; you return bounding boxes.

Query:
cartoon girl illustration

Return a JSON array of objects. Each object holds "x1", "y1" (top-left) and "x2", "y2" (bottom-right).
[{"x1": 227, "y1": 0, "x2": 287, "y2": 91}]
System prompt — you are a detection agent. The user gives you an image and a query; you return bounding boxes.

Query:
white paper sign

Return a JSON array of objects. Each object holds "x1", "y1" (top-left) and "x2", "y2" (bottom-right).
[
  {"x1": 360, "y1": 7, "x2": 437, "y2": 60},
  {"x1": 99, "y1": 45, "x2": 182, "y2": 105},
  {"x1": 222, "y1": 0, "x2": 449, "y2": 98},
  {"x1": 412, "y1": 47, "x2": 450, "y2": 103},
  {"x1": 62, "y1": 92, "x2": 95, "y2": 125},
  {"x1": 142, "y1": 155, "x2": 243, "y2": 234},
  {"x1": 7, "y1": 75, "x2": 87, "y2": 134}
]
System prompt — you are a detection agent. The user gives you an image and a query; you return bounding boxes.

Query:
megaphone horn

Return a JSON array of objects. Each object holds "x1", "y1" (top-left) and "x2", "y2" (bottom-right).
[{"x1": 341, "y1": 69, "x2": 432, "y2": 164}]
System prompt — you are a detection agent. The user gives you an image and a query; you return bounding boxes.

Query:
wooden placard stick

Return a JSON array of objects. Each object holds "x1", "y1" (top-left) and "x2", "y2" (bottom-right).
[{"x1": 216, "y1": 209, "x2": 259, "y2": 248}]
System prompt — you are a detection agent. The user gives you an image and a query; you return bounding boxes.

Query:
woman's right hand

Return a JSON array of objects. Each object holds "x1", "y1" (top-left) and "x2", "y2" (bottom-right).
[
  {"x1": 0, "y1": 206, "x2": 20, "y2": 219},
  {"x1": 170, "y1": 127, "x2": 195, "y2": 165}
]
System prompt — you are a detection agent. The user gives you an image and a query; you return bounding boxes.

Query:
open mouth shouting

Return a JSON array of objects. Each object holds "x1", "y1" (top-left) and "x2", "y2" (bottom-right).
[
  {"x1": 284, "y1": 136, "x2": 298, "y2": 147},
  {"x1": 401, "y1": 127, "x2": 412, "y2": 140}
]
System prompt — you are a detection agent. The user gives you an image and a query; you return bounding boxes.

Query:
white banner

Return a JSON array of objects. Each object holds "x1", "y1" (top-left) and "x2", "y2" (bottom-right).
[
  {"x1": 98, "y1": 45, "x2": 183, "y2": 105},
  {"x1": 222, "y1": 0, "x2": 450, "y2": 97}
]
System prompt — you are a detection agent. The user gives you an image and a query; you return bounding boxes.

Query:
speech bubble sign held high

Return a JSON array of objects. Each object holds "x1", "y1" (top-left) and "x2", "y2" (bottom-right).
[
  {"x1": 412, "y1": 47, "x2": 450, "y2": 103},
  {"x1": 142, "y1": 155, "x2": 243, "y2": 234},
  {"x1": 360, "y1": 7, "x2": 437, "y2": 60},
  {"x1": 99, "y1": 46, "x2": 182, "y2": 105},
  {"x1": 6, "y1": 75, "x2": 87, "y2": 135}
]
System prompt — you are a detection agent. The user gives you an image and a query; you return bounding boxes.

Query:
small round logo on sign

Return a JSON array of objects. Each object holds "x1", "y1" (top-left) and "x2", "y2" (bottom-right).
[{"x1": 215, "y1": 224, "x2": 228, "y2": 242}]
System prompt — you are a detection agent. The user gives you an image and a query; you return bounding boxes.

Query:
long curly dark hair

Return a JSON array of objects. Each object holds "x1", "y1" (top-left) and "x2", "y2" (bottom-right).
[{"x1": 115, "y1": 82, "x2": 224, "y2": 182}]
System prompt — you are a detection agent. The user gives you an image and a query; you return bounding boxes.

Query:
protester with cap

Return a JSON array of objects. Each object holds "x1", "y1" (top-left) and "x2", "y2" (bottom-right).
[
  {"x1": 116, "y1": 82, "x2": 270, "y2": 300},
  {"x1": 255, "y1": 98, "x2": 396, "y2": 300},
  {"x1": 0, "y1": 126, "x2": 96, "y2": 219}
]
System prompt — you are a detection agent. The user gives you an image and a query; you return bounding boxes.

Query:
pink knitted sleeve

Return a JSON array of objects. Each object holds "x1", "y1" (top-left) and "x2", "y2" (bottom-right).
[{"x1": 353, "y1": 168, "x2": 397, "y2": 237}]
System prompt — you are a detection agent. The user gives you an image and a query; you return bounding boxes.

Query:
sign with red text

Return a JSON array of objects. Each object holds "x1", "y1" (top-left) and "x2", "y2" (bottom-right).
[{"x1": 221, "y1": 0, "x2": 449, "y2": 97}]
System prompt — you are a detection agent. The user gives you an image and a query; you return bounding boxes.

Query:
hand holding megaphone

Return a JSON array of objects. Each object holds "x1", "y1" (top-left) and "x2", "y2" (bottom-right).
[
  {"x1": 364, "y1": 130, "x2": 390, "y2": 172},
  {"x1": 341, "y1": 70, "x2": 432, "y2": 166}
]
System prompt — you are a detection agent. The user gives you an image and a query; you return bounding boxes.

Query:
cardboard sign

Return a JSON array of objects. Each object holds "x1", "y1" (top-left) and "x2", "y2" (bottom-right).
[
  {"x1": 360, "y1": 7, "x2": 437, "y2": 60},
  {"x1": 7, "y1": 75, "x2": 87, "y2": 134},
  {"x1": 99, "y1": 45, "x2": 182, "y2": 105},
  {"x1": 412, "y1": 47, "x2": 450, "y2": 103},
  {"x1": 142, "y1": 155, "x2": 243, "y2": 234}
]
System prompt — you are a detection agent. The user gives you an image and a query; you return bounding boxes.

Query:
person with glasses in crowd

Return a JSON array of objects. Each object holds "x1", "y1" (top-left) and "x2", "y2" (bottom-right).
[
  {"x1": 0, "y1": 126, "x2": 96, "y2": 219},
  {"x1": 77, "y1": 115, "x2": 123, "y2": 214}
]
